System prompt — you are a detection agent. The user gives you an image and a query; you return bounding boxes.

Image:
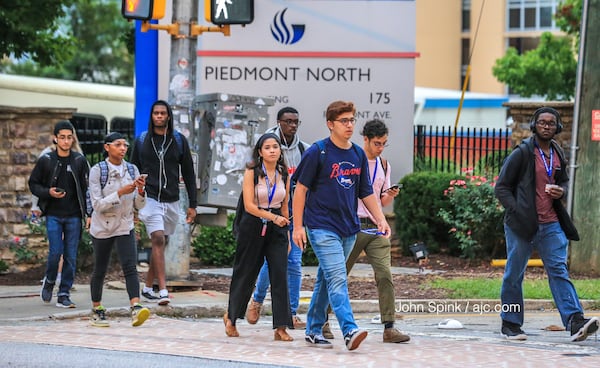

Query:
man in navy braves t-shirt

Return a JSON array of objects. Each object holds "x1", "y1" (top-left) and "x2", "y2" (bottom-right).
[{"x1": 292, "y1": 100, "x2": 391, "y2": 351}]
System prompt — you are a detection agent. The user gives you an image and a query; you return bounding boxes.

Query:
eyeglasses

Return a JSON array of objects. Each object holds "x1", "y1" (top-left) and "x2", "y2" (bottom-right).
[
  {"x1": 333, "y1": 118, "x2": 356, "y2": 126},
  {"x1": 279, "y1": 119, "x2": 301, "y2": 126},
  {"x1": 371, "y1": 141, "x2": 389, "y2": 148},
  {"x1": 536, "y1": 120, "x2": 557, "y2": 128},
  {"x1": 106, "y1": 142, "x2": 130, "y2": 148}
]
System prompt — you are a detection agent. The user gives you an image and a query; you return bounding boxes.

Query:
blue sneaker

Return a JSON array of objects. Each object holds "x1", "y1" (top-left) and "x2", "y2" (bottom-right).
[
  {"x1": 40, "y1": 277, "x2": 54, "y2": 303},
  {"x1": 56, "y1": 296, "x2": 76, "y2": 308}
]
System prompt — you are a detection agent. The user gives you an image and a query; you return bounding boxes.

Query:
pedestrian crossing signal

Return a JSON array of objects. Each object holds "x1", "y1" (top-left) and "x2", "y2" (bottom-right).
[
  {"x1": 122, "y1": 0, "x2": 165, "y2": 21},
  {"x1": 206, "y1": 0, "x2": 254, "y2": 25}
]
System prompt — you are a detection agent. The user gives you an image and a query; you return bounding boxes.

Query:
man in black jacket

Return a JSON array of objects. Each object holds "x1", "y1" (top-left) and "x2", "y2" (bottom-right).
[
  {"x1": 495, "y1": 107, "x2": 598, "y2": 342},
  {"x1": 130, "y1": 100, "x2": 197, "y2": 306},
  {"x1": 29, "y1": 120, "x2": 89, "y2": 308}
]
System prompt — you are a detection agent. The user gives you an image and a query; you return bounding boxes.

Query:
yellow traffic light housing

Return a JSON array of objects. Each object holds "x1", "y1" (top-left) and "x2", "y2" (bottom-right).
[
  {"x1": 122, "y1": 0, "x2": 166, "y2": 21},
  {"x1": 205, "y1": 0, "x2": 254, "y2": 25}
]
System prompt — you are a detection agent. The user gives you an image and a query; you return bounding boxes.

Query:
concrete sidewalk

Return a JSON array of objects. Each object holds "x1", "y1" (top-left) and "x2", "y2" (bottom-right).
[
  {"x1": 0, "y1": 263, "x2": 567, "y2": 323},
  {"x1": 0, "y1": 264, "x2": 437, "y2": 322},
  {"x1": 2, "y1": 264, "x2": 600, "y2": 366}
]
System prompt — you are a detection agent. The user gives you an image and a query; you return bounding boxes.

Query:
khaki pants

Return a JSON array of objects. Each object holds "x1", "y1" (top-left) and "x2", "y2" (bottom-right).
[{"x1": 346, "y1": 224, "x2": 396, "y2": 323}]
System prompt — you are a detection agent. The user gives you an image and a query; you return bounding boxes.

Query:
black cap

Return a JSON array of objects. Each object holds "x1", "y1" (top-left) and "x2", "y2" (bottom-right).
[
  {"x1": 104, "y1": 132, "x2": 126, "y2": 144},
  {"x1": 53, "y1": 120, "x2": 75, "y2": 136}
]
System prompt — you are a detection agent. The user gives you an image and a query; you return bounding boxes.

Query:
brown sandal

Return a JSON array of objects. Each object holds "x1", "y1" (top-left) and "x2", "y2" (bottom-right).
[
  {"x1": 223, "y1": 313, "x2": 239, "y2": 337},
  {"x1": 274, "y1": 327, "x2": 293, "y2": 341},
  {"x1": 245, "y1": 298, "x2": 262, "y2": 325}
]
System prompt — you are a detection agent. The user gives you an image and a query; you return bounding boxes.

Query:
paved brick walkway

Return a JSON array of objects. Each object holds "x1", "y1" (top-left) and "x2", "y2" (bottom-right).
[{"x1": 2, "y1": 315, "x2": 600, "y2": 367}]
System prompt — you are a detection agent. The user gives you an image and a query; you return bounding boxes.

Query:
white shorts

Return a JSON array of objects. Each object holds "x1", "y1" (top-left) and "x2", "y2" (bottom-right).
[{"x1": 139, "y1": 197, "x2": 181, "y2": 236}]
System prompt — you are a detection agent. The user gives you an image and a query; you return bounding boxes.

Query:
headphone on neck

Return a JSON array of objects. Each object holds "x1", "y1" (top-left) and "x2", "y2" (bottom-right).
[{"x1": 529, "y1": 107, "x2": 563, "y2": 134}]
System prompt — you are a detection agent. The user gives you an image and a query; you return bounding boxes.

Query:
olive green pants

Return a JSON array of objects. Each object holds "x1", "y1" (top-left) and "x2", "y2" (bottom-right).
[{"x1": 346, "y1": 227, "x2": 396, "y2": 323}]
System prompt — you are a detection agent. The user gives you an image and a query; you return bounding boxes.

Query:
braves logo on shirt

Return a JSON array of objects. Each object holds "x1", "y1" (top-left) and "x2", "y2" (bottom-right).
[{"x1": 329, "y1": 161, "x2": 361, "y2": 189}]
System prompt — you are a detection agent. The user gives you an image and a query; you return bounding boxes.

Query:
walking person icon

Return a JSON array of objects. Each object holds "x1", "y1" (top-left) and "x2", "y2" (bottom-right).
[{"x1": 216, "y1": 0, "x2": 232, "y2": 19}]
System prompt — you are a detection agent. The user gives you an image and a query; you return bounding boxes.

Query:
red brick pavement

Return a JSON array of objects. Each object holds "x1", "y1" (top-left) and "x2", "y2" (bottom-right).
[{"x1": 1, "y1": 316, "x2": 600, "y2": 367}]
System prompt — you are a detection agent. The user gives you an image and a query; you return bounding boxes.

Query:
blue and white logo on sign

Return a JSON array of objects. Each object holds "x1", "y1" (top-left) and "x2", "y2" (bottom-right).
[{"x1": 270, "y1": 8, "x2": 305, "y2": 45}]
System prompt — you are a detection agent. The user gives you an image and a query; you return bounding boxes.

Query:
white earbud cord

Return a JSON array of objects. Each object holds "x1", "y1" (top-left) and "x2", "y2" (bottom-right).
[{"x1": 151, "y1": 134, "x2": 173, "y2": 202}]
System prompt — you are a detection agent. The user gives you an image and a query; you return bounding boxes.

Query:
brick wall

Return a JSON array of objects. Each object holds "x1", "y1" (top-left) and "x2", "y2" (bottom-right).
[
  {"x1": 504, "y1": 101, "x2": 574, "y2": 162},
  {"x1": 0, "y1": 106, "x2": 75, "y2": 271}
]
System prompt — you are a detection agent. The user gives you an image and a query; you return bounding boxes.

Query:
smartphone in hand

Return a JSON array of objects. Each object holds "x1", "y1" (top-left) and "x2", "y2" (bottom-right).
[
  {"x1": 384, "y1": 184, "x2": 403, "y2": 192},
  {"x1": 55, "y1": 187, "x2": 65, "y2": 193}
]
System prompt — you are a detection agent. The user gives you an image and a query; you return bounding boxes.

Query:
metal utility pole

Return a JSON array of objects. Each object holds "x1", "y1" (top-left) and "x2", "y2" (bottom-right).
[
  {"x1": 568, "y1": 0, "x2": 600, "y2": 274},
  {"x1": 164, "y1": 0, "x2": 197, "y2": 281}
]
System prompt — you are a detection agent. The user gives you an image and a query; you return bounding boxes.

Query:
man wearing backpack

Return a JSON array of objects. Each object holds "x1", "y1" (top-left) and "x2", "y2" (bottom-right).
[
  {"x1": 130, "y1": 100, "x2": 197, "y2": 306},
  {"x1": 29, "y1": 120, "x2": 90, "y2": 308},
  {"x1": 343, "y1": 119, "x2": 409, "y2": 343},
  {"x1": 245, "y1": 107, "x2": 310, "y2": 329},
  {"x1": 292, "y1": 101, "x2": 391, "y2": 351},
  {"x1": 495, "y1": 106, "x2": 598, "y2": 342}
]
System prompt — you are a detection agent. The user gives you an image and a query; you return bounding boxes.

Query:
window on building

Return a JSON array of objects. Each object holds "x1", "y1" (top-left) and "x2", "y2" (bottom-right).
[
  {"x1": 507, "y1": 0, "x2": 559, "y2": 31},
  {"x1": 461, "y1": 38, "x2": 471, "y2": 91},
  {"x1": 462, "y1": 0, "x2": 471, "y2": 31}
]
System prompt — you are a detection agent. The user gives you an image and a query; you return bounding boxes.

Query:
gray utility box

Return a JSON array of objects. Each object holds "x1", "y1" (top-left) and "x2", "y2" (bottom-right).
[{"x1": 191, "y1": 93, "x2": 274, "y2": 209}]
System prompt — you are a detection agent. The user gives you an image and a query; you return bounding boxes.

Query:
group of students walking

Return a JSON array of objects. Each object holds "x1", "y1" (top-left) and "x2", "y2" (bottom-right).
[
  {"x1": 224, "y1": 101, "x2": 408, "y2": 351},
  {"x1": 28, "y1": 100, "x2": 197, "y2": 328},
  {"x1": 28, "y1": 100, "x2": 598, "y2": 348}
]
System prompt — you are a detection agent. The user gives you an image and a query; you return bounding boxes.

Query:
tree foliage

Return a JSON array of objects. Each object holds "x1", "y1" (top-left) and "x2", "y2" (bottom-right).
[
  {"x1": 492, "y1": 32, "x2": 577, "y2": 100},
  {"x1": 492, "y1": 0, "x2": 582, "y2": 101},
  {"x1": 0, "y1": 0, "x2": 134, "y2": 85},
  {"x1": 0, "y1": 0, "x2": 76, "y2": 66}
]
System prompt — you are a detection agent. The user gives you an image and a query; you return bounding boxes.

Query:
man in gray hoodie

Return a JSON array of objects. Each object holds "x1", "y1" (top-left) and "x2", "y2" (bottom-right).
[{"x1": 245, "y1": 107, "x2": 310, "y2": 328}]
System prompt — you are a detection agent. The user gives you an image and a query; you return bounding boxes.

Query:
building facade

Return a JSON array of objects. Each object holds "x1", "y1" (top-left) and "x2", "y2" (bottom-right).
[{"x1": 416, "y1": 0, "x2": 565, "y2": 95}]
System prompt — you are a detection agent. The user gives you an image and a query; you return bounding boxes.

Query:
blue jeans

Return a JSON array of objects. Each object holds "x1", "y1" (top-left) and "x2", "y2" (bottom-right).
[
  {"x1": 45, "y1": 216, "x2": 81, "y2": 297},
  {"x1": 253, "y1": 229, "x2": 303, "y2": 315},
  {"x1": 501, "y1": 222, "x2": 582, "y2": 327},
  {"x1": 305, "y1": 228, "x2": 357, "y2": 337}
]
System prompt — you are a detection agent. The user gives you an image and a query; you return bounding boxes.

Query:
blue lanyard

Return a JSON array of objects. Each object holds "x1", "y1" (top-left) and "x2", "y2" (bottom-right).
[
  {"x1": 535, "y1": 142, "x2": 553, "y2": 178},
  {"x1": 371, "y1": 157, "x2": 378, "y2": 185},
  {"x1": 262, "y1": 163, "x2": 277, "y2": 208}
]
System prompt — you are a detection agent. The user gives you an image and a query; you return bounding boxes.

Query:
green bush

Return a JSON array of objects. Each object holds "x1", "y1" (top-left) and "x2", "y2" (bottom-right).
[
  {"x1": 0, "y1": 259, "x2": 8, "y2": 273},
  {"x1": 301, "y1": 242, "x2": 318, "y2": 266},
  {"x1": 438, "y1": 174, "x2": 506, "y2": 259},
  {"x1": 192, "y1": 214, "x2": 237, "y2": 266},
  {"x1": 394, "y1": 171, "x2": 462, "y2": 255}
]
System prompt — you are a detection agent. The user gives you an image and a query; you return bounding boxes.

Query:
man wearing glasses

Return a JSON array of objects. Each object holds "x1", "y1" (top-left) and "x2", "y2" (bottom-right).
[
  {"x1": 495, "y1": 106, "x2": 598, "y2": 342},
  {"x1": 292, "y1": 101, "x2": 391, "y2": 350},
  {"x1": 343, "y1": 119, "x2": 410, "y2": 343},
  {"x1": 246, "y1": 107, "x2": 310, "y2": 329}
]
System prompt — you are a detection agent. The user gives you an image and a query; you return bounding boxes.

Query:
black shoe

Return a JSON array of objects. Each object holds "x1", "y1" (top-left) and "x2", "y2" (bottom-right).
[
  {"x1": 141, "y1": 290, "x2": 160, "y2": 303},
  {"x1": 570, "y1": 314, "x2": 599, "y2": 342},
  {"x1": 305, "y1": 334, "x2": 333, "y2": 349},
  {"x1": 501, "y1": 320, "x2": 527, "y2": 340},
  {"x1": 56, "y1": 296, "x2": 76, "y2": 308},
  {"x1": 344, "y1": 329, "x2": 368, "y2": 351},
  {"x1": 40, "y1": 277, "x2": 54, "y2": 303}
]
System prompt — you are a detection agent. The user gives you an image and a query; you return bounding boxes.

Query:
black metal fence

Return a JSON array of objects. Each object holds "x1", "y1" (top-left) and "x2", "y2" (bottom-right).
[
  {"x1": 71, "y1": 113, "x2": 134, "y2": 166},
  {"x1": 414, "y1": 125, "x2": 512, "y2": 177},
  {"x1": 73, "y1": 118, "x2": 512, "y2": 177}
]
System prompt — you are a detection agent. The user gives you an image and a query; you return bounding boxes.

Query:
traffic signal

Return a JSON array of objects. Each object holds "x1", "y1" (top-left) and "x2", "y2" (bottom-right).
[
  {"x1": 205, "y1": 0, "x2": 254, "y2": 25},
  {"x1": 122, "y1": 0, "x2": 165, "y2": 21}
]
